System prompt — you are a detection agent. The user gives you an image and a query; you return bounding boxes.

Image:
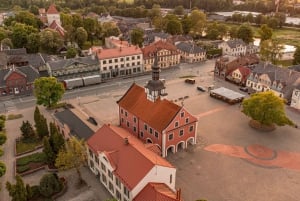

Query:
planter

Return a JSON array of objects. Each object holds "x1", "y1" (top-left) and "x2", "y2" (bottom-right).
[{"x1": 249, "y1": 120, "x2": 276, "y2": 132}]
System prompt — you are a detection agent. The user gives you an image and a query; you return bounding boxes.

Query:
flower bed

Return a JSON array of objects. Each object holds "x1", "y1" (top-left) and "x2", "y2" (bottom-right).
[
  {"x1": 7, "y1": 114, "x2": 23, "y2": 120},
  {"x1": 15, "y1": 139, "x2": 43, "y2": 155},
  {"x1": 249, "y1": 120, "x2": 276, "y2": 132},
  {"x1": 16, "y1": 152, "x2": 47, "y2": 175}
]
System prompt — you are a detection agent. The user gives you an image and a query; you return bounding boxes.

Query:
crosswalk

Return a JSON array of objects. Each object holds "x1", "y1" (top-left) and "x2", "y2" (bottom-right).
[{"x1": 3, "y1": 101, "x2": 17, "y2": 113}]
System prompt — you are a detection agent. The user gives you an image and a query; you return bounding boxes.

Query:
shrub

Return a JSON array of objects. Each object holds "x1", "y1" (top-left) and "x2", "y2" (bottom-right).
[
  {"x1": 0, "y1": 161, "x2": 6, "y2": 177},
  {"x1": 0, "y1": 148, "x2": 3, "y2": 157},
  {"x1": 7, "y1": 114, "x2": 23, "y2": 120},
  {"x1": 30, "y1": 185, "x2": 41, "y2": 199},
  {"x1": 0, "y1": 132, "x2": 7, "y2": 145},
  {"x1": 0, "y1": 115, "x2": 6, "y2": 121},
  {"x1": 39, "y1": 173, "x2": 62, "y2": 198},
  {"x1": 16, "y1": 152, "x2": 47, "y2": 166},
  {"x1": 16, "y1": 165, "x2": 30, "y2": 173}
]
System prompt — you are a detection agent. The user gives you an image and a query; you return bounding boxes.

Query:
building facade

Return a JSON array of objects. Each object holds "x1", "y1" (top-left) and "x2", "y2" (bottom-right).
[
  {"x1": 46, "y1": 4, "x2": 61, "y2": 25},
  {"x1": 228, "y1": 66, "x2": 251, "y2": 86},
  {"x1": 291, "y1": 84, "x2": 300, "y2": 109},
  {"x1": 0, "y1": 66, "x2": 39, "y2": 96},
  {"x1": 218, "y1": 39, "x2": 247, "y2": 57},
  {"x1": 94, "y1": 45, "x2": 143, "y2": 79},
  {"x1": 117, "y1": 56, "x2": 198, "y2": 157},
  {"x1": 87, "y1": 124, "x2": 180, "y2": 201},
  {"x1": 142, "y1": 40, "x2": 180, "y2": 72},
  {"x1": 176, "y1": 42, "x2": 206, "y2": 63}
]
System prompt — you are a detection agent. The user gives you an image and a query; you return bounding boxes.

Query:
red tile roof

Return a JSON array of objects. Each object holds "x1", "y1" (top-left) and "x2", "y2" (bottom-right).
[
  {"x1": 47, "y1": 4, "x2": 59, "y2": 14},
  {"x1": 117, "y1": 83, "x2": 182, "y2": 132},
  {"x1": 237, "y1": 66, "x2": 251, "y2": 77},
  {"x1": 134, "y1": 183, "x2": 181, "y2": 201},
  {"x1": 87, "y1": 124, "x2": 174, "y2": 190},
  {"x1": 142, "y1": 40, "x2": 178, "y2": 59},
  {"x1": 48, "y1": 20, "x2": 65, "y2": 37},
  {"x1": 96, "y1": 46, "x2": 142, "y2": 60}
]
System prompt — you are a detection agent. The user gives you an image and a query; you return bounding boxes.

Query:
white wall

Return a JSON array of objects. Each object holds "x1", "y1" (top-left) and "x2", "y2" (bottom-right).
[{"x1": 291, "y1": 88, "x2": 300, "y2": 109}]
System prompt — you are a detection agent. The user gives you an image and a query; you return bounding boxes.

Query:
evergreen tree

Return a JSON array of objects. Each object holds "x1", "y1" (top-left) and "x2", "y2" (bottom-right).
[
  {"x1": 34, "y1": 106, "x2": 49, "y2": 139},
  {"x1": 39, "y1": 173, "x2": 62, "y2": 198},
  {"x1": 20, "y1": 121, "x2": 36, "y2": 140},
  {"x1": 6, "y1": 175, "x2": 29, "y2": 201},
  {"x1": 43, "y1": 137, "x2": 56, "y2": 166},
  {"x1": 0, "y1": 161, "x2": 6, "y2": 177},
  {"x1": 34, "y1": 106, "x2": 41, "y2": 126},
  {"x1": 0, "y1": 132, "x2": 7, "y2": 145}
]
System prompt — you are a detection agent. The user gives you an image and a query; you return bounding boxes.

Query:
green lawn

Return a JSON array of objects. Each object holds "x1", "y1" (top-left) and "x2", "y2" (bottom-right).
[
  {"x1": 16, "y1": 139, "x2": 43, "y2": 154},
  {"x1": 16, "y1": 152, "x2": 47, "y2": 174}
]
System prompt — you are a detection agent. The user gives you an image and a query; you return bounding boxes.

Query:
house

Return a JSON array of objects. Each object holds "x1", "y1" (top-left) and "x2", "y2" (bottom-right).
[
  {"x1": 144, "y1": 32, "x2": 171, "y2": 45},
  {"x1": 246, "y1": 62, "x2": 300, "y2": 104},
  {"x1": 48, "y1": 20, "x2": 65, "y2": 38},
  {"x1": 166, "y1": 35, "x2": 193, "y2": 45},
  {"x1": 227, "y1": 66, "x2": 251, "y2": 86},
  {"x1": 93, "y1": 45, "x2": 143, "y2": 79},
  {"x1": 0, "y1": 66, "x2": 39, "y2": 96},
  {"x1": 176, "y1": 42, "x2": 206, "y2": 63},
  {"x1": 46, "y1": 56, "x2": 100, "y2": 85},
  {"x1": 290, "y1": 80, "x2": 300, "y2": 109},
  {"x1": 46, "y1": 4, "x2": 61, "y2": 26},
  {"x1": 117, "y1": 55, "x2": 198, "y2": 157},
  {"x1": 53, "y1": 109, "x2": 95, "y2": 140},
  {"x1": 218, "y1": 39, "x2": 247, "y2": 57},
  {"x1": 142, "y1": 40, "x2": 180, "y2": 71},
  {"x1": 87, "y1": 124, "x2": 181, "y2": 201},
  {"x1": 214, "y1": 54, "x2": 259, "y2": 78}
]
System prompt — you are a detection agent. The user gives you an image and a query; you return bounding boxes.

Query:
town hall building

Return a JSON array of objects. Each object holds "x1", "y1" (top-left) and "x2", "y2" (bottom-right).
[{"x1": 117, "y1": 54, "x2": 198, "y2": 157}]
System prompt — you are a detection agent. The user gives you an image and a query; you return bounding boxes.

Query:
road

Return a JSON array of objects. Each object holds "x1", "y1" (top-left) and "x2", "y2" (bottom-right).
[{"x1": 0, "y1": 60, "x2": 215, "y2": 114}]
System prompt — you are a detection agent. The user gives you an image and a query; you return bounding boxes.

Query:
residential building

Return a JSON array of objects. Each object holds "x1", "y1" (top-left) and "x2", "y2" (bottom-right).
[
  {"x1": 227, "y1": 66, "x2": 251, "y2": 86},
  {"x1": 94, "y1": 45, "x2": 143, "y2": 79},
  {"x1": 214, "y1": 54, "x2": 259, "y2": 78},
  {"x1": 142, "y1": 40, "x2": 180, "y2": 72},
  {"x1": 53, "y1": 109, "x2": 95, "y2": 140},
  {"x1": 87, "y1": 124, "x2": 180, "y2": 201},
  {"x1": 48, "y1": 20, "x2": 65, "y2": 38},
  {"x1": 0, "y1": 66, "x2": 39, "y2": 96},
  {"x1": 46, "y1": 4, "x2": 61, "y2": 25},
  {"x1": 291, "y1": 81, "x2": 300, "y2": 109},
  {"x1": 218, "y1": 39, "x2": 247, "y2": 57},
  {"x1": 246, "y1": 62, "x2": 300, "y2": 104},
  {"x1": 117, "y1": 55, "x2": 198, "y2": 157},
  {"x1": 176, "y1": 42, "x2": 206, "y2": 63},
  {"x1": 105, "y1": 37, "x2": 129, "y2": 49},
  {"x1": 46, "y1": 56, "x2": 100, "y2": 83}
]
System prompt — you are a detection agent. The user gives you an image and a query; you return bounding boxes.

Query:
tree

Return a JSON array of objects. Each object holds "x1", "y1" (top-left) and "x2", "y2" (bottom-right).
[
  {"x1": 166, "y1": 19, "x2": 183, "y2": 35},
  {"x1": 237, "y1": 23, "x2": 254, "y2": 44},
  {"x1": 0, "y1": 118, "x2": 5, "y2": 131},
  {"x1": 20, "y1": 121, "x2": 36, "y2": 140},
  {"x1": 257, "y1": 24, "x2": 273, "y2": 42},
  {"x1": 39, "y1": 29, "x2": 64, "y2": 54},
  {"x1": 26, "y1": 33, "x2": 40, "y2": 53},
  {"x1": 189, "y1": 9, "x2": 207, "y2": 38},
  {"x1": 173, "y1": 5, "x2": 184, "y2": 15},
  {"x1": 130, "y1": 28, "x2": 144, "y2": 47},
  {"x1": 1, "y1": 38, "x2": 13, "y2": 49},
  {"x1": 260, "y1": 38, "x2": 283, "y2": 64},
  {"x1": 34, "y1": 106, "x2": 41, "y2": 126},
  {"x1": 229, "y1": 26, "x2": 238, "y2": 39},
  {"x1": 242, "y1": 91, "x2": 294, "y2": 127},
  {"x1": 43, "y1": 137, "x2": 56, "y2": 166},
  {"x1": 102, "y1": 22, "x2": 120, "y2": 38},
  {"x1": 0, "y1": 132, "x2": 7, "y2": 145},
  {"x1": 49, "y1": 122, "x2": 65, "y2": 155},
  {"x1": 181, "y1": 15, "x2": 192, "y2": 35},
  {"x1": 39, "y1": 173, "x2": 62, "y2": 198},
  {"x1": 6, "y1": 175, "x2": 29, "y2": 201},
  {"x1": 293, "y1": 46, "x2": 300, "y2": 65},
  {"x1": 36, "y1": 115, "x2": 49, "y2": 139},
  {"x1": 66, "y1": 47, "x2": 77, "y2": 58},
  {"x1": 34, "y1": 77, "x2": 65, "y2": 108},
  {"x1": 29, "y1": 5, "x2": 39, "y2": 15},
  {"x1": 0, "y1": 161, "x2": 6, "y2": 177},
  {"x1": 148, "y1": 4, "x2": 161, "y2": 20},
  {"x1": 74, "y1": 27, "x2": 88, "y2": 48},
  {"x1": 11, "y1": 23, "x2": 38, "y2": 48},
  {"x1": 55, "y1": 136, "x2": 86, "y2": 184}
]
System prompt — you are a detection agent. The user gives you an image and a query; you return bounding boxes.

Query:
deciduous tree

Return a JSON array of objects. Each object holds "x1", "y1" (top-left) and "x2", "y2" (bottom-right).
[
  {"x1": 34, "y1": 77, "x2": 65, "y2": 108},
  {"x1": 237, "y1": 23, "x2": 254, "y2": 44},
  {"x1": 130, "y1": 28, "x2": 144, "y2": 47},
  {"x1": 39, "y1": 29, "x2": 64, "y2": 54},
  {"x1": 293, "y1": 46, "x2": 300, "y2": 65},
  {"x1": 257, "y1": 24, "x2": 273, "y2": 42},
  {"x1": 55, "y1": 136, "x2": 86, "y2": 184},
  {"x1": 0, "y1": 132, "x2": 7, "y2": 145},
  {"x1": 260, "y1": 38, "x2": 283, "y2": 64},
  {"x1": 20, "y1": 121, "x2": 36, "y2": 140},
  {"x1": 6, "y1": 175, "x2": 29, "y2": 201},
  {"x1": 39, "y1": 173, "x2": 62, "y2": 198},
  {"x1": 74, "y1": 27, "x2": 88, "y2": 48},
  {"x1": 242, "y1": 91, "x2": 294, "y2": 127},
  {"x1": 0, "y1": 161, "x2": 5, "y2": 177},
  {"x1": 43, "y1": 137, "x2": 56, "y2": 166}
]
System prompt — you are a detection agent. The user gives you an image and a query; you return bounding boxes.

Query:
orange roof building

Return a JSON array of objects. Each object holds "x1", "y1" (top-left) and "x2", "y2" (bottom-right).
[
  {"x1": 93, "y1": 45, "x2": 143, "y2": 80},
  {"x1": 142, "y1": 40, "x2": 180, "y2": 71},
  {"x1": 87, "y1": 124, "x2": 178, "y2": 201},
  {"x1": 117, "y1": 54, "x2": 198, "y2": 157},
  {"x1": 46, "y1": 4, "x2": 61, "y2": 25}
]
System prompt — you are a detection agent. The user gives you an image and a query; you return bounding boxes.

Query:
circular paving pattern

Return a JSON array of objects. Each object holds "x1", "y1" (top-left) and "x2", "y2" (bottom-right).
[{"x1": 244, "y1": 144, "x2": 277, "y2": 160}]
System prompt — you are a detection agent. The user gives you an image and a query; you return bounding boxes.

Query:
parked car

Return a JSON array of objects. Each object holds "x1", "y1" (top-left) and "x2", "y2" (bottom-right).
[
  {"x1": 197, "y1": 86, "x2": 206, "y2": 92},
  {"x1": 185, "y1": 78, "x2": 196, "y2": 84},
  {"x1": 239, "y1": 87, "x2": 248, "y2": 92}
]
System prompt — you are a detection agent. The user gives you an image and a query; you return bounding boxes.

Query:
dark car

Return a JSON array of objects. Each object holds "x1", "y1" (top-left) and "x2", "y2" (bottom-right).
[
  {"x1": 88, "y1": 116, "x2": 98, "y2": 126},
  {"x1": 197, "y1": 86, "x2": 206, "y2": 92},
  {"x1": 239, "y1": 87, "x2": 248, "y2": 92},
  {"x1": 185, "y1": 78, "x2": 196, "y2": 84}
]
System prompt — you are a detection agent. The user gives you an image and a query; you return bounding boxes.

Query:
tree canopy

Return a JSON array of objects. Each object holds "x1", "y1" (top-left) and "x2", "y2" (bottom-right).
[
  {"x1": 259, "y1": 38, "x2": 283, "y2": 65},
  {"x1": 34, "y1": 77, "x2": 65, "y2": 108},
  {"x1": 130, "y1": 28, "x2": 144, "y2": 48},
  {"x1": 242, "y1": 91, "x2": 294, "y2": 127},
  {"x1": 237, "y1": 23, "x2": 254, "y2": 44},
  {"x1": 293, "y1": 46, "x2": 300, "y2": 65}
]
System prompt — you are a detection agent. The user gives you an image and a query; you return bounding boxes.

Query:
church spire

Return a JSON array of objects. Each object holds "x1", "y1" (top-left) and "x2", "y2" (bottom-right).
[{"x1": 144, "y1": 51, "x2": 167, "y2": 102}]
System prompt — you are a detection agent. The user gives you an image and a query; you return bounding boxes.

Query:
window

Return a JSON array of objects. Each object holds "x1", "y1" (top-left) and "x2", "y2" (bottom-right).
[
  {"x1": 137, "y1": 55, "x2": 140, "y2": 59},
  {"x1": 108, "y1": 170, "x2": 113, "y2": 180},
  {"x1": 103, "y1": 60, "x2": 107, "y2": 64},
  {"x1": 109, "y1": 182, "x2": 114, "y2": 193},
  {"x1": 179, "y1": 130, "x2": 184, "y2": 136},
  {"x1": 114, "y1": 58, "x2": 118, "y2": 62},
  {"x1": 189, "y1": 125, "x2": 194, "y2": 132},
  {"x1": 170, "y1": 174, "x2": 173, "y2": 184},
  {"x1": 126, "y1": 57, "x2": 129, "y2": 61},
  {"x1": 121, "y1": 118, "x2": 124, "y2": 123},
  {"x1": 131, "y1": 56, "x2": 135, "y2": 60},
  {"x1": 127, "y1": 122, "x2": 130, "y2": 127},
  {"x1": 124, "y1": 186, "x2": 130, "y2": 198},
  {"x1": 175, "y1": 122, "x2": 179, "y2": 127},
  {"x1": 154, "y1": 131, "x2": 159, "y2": 138},
  {"x1": 140, "y1": 131, "x2": 144, "y2": 138},
  {"x1": 103, "y1": 67, "x2": 107, "y2": 71},
  {"x1": 102, "y1": 174, "x2": 107, "y2": 184},
  {"x1": 185, "y1": 118, "x2": 189, "y2": 123},
  {"x1": 168, "y1": 134, "x2": 173, "y2": 141},
  {"x1": 101, "y1": 162, "x2": 106, "y2": 172},
  {"x1": 89, "y1": 160, "x2": 94, "y2": 168},
  {"x1": 116, "y1": 190, "x2": 121, "y2": 200},
  {"x1": 181, "y1": 112, "x2": 184, "y2": 117},
  {"x1": 115, "y1": 178, "x2": 121, "y2": 188},
  {"x1": 133, "y1": 126, "x2": 136, "y2": 132},
  {"x1": 121, "y1": 58, "x2": 124, "y2": 62},
  {"x1": 109, "y1": 59, "x2": 112, "y2": 63},
  {"x1": 95, "y1": 157, "x2": 99, "y2": 165},
  {"x1": 89, "y1": 149, "x2": 93, "y2": 158},
  {"x1": 121, "y1": 109, "x2": 123, "y2": 114},
  {"x1": 144, "y1": 124, "x2": 148, "y2": 130},
  {"x1": 125, "y1": 111, "x2": 127, "y2": 117},
  {"x1": 133, "y1": 117, "x2": 137, "y2": 123},
  {"x1": 149, "y1": 128, "x2": 153, "y2": 134}
]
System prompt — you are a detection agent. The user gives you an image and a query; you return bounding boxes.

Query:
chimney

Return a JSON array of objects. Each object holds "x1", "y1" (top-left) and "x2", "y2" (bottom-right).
[
  {"x1": 176, "y1": 188, "x2": 181, "y2": 201},
  {"x1": 124, "y1": 137, "x2": 129, "y2": 145}
]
